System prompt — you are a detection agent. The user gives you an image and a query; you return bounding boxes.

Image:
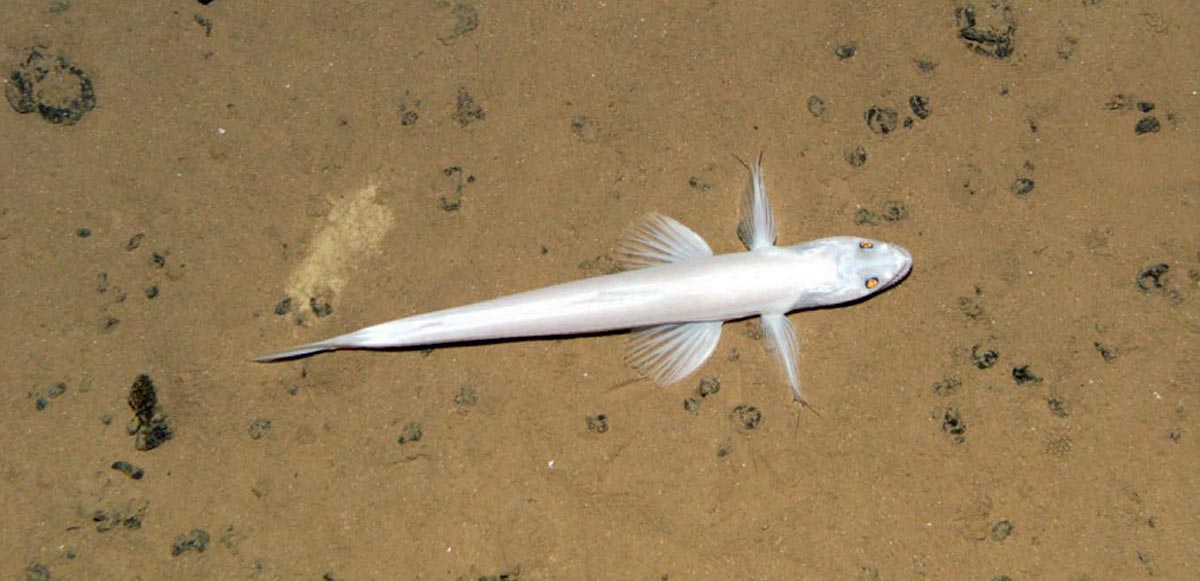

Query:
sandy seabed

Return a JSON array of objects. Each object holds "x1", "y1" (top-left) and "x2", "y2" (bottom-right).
[{"x1": 2, "y1": 2, "x2": 1197, "y2": 579}]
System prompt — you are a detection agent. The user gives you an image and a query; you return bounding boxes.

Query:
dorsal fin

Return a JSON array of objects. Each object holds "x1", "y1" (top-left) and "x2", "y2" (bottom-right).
[{"x1": 614, "y1": 212, "x2": 713, "y2": 270}]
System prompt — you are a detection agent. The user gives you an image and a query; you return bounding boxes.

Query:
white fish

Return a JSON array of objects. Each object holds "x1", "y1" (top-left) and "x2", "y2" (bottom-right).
[{"x1": 256, "y1": 155, "x2": 912, "y2": 404}]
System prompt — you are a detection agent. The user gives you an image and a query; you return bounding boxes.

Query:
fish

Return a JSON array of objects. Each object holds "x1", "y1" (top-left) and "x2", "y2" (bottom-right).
[{"x1": 256, "y1": 155, "x2": 912, "y2": 404}]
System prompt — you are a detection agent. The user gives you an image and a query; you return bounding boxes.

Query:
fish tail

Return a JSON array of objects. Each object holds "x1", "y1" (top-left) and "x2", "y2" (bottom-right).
[{"x1": 252, "y1": 339, "x2": 338, "y2": 362}]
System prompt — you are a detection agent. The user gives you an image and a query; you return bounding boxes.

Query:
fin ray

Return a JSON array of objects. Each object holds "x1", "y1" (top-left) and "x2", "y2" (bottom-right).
[
  {"x1": 625, "y1": 321, "x2": 723, "y2": 385},
  {"x1": 615, "y1": 212, "x2": 713, "y2": 270},
  {"x1": 760, "y1": 313, "x2": 803, "y2": 403},
  {"x1": 738, "y1": 152, "x2": 777, "y2": 251}
]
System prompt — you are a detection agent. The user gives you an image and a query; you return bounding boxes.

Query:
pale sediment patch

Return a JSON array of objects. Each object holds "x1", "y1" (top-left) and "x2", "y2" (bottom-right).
[{"x1": 286, "y1": 183, "x2": 394, "y2": 317}]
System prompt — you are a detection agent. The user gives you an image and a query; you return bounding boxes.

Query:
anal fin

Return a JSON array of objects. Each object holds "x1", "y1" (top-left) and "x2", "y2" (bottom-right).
[{"x1": 625, "y1": 321, "x2": 723, "y2": 386}]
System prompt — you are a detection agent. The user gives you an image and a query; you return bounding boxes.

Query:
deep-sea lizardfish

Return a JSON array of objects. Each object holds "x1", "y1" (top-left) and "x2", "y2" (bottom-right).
[{"x1": 256, "y1": 156, "x2": 912, "y2": 404}]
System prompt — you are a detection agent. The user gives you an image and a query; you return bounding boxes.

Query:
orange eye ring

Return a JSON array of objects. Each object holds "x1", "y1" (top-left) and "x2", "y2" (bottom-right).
[
  {"x1": 865, "y1": 277, "x2": 879, "y2": 289},
  {"x1": 859, "y1": 241, "x2": 873, "y2": 249}
]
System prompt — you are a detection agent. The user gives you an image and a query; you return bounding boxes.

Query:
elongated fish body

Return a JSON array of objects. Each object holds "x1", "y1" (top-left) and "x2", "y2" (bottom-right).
[{"x1": 258, "y1": 156, "x2": 912, "y2": 403}]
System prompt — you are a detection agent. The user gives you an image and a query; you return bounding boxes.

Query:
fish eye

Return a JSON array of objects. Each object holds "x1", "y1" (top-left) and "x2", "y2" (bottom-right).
[
  {"x1": 865, "y1": 277, "x2": 879, "y2": 289},
  {"x1": 859, "y1": 241, "x2": 873, "y2": 249}
]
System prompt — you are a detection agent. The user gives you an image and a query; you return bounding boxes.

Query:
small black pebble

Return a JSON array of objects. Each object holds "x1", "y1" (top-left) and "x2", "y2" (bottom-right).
[
  {"x1": 1012, "y1": 365, "x2": 1041, "y2": 385},
  {"x1": 171, "y1": 528, "x2": 210, "y2": 556},
  {"x1": 845, "y1": 145, "x2": 867, "y2": 167},
  {"x1": 123, "y1": 232, "x2": 144, "y2": 251},
  {"x1": 1094, "y1": 341, "x2": 1116, "y2": 362},
  {"x1": 698, "y1": 376, "x2": 721, "y2": 398},
  {"x1": 915, "y1": 58, "x2": 938, "y2": 72},
  {"x1": 1047, "y1": 396, "x2": 1068, "y2": 417},
  {"x1": 273, "y1": 297, "x2": 293, "y2": 315},
  {"x1": 128, "y1": 374, "x2": 157, "y2": 423},
  {"x1": 955, "y1": 5, "x2": 1015, "y2": 59},
  {"x1": 451, "y1": 87, "x2": 485, "y2": 126},
  {"x1": 309, "y1": 297, "x2": 333, "y2": 317},
  {"x1": 865, "y1": 106, "x2": 899, "y2": 135},
  {"x1": 25, "y1": 563, "x2": 51, "y2": 581},
  {"x1": 135, "y1": 420, "x2": 173, "y2": 451},
  {"x1": 585, "y1": 414, "x2": 609, "y2": 434},
  {"x1": 453, "y1": 385, "x2": 478, "y2": 406},
  {"x1": 47, "y1": 382, "x2": 67, "y2": 398},
  {"x1": 35, "y1": 396, "x2": 49, "y2": 411},
  {"x1": 1136, "y1": 263, "x2": 1170, "y2": 293},
  {"x1": 853, "y1": 208, "x2": 879, "y2": 226},
  {"x1": 932, "y1": 377, "x2": 962, "y2": 396},
  {"x1": 77, "y1": 228, "x2": 91, "y2": 238},
  {"x1": 806, "y1": 95, "x2": 826, "y2": 117},
  {"x1": 397, "y1": 422, "x2": 423, "y2": 444},
  {"x1": 716, "y1": 439, "x2": 733, "y2": 458},
  {"x1": 111, "y1": 460, "x2": 145, "y2": 480},
  {"x1": 128, "y1": 373, "x2": 173, "y2": 451},
  {"x1": 1010, "y1": 178, "x2": 1035, "y2": 195},
  {"x1": 881, "y1": 201, "x2": 907, "y2": 222},
  {"x1": 683, "y1": 397, "x2": 701, "y2": 414},
  {"x1": 1105, "y1": 94, "x2": 1134, "y2": 111},
  {"x1": 247, "y1": 418, "x2": 272, "y2": 440},
  {"x1": 909, "y1": 95, "x2": 931, "y2": 119},
  {"x1": 570, "y1": 115, "x2": 601, "y2": 142},
  {"x1": 730, "y1": 405, "x2": 762, "y2": 433},
  {"x1": 971, "y1": 344, "x2": 999, "y2": 369},
  {"x1": 834, "y1": 43, "x2": 856, "y2": 59},
  {"x1": 1136, "y1": 101, "x2": 1155, "y2": 112},
  {"x1": 941, "y1": 407, "x2": 966, "y2": 442},
  {"x1": 956, "y1": 296, "x2": 985, "y2": 320},
  {"x1": 990, "y1": 520, "x2": 1014, "y2": 541},
  {"x1": 145, "y1": 286, "x2": 159, "y2": 299},
  {"x1": 1135, "y1": 116, "x2": 1160, "y2": 135}
]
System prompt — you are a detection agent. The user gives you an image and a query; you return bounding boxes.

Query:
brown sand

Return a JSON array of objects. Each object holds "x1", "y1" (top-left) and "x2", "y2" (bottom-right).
[{"x1": 2, "y1": 1, "x2": 1197, "y2": 578}]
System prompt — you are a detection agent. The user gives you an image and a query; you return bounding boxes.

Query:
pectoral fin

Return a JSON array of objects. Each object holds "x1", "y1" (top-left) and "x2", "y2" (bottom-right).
[
  {"x1": 737, "y1": 152, "x2": 777, "y2": 251},
  {"x1": 760, "y1": 313, "x2": 804, "y2": 404},
  {"x1": 625, "y1": 321, "x2": 723, "y2": 386},
  {"x1": 614, "y1": 212, "x2": 713, "y2": 270}
]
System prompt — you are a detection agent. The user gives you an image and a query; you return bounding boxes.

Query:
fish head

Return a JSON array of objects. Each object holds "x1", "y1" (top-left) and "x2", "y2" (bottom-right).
[{"x1": 810, "y1": 236, "x2": 913, "y2": 304}]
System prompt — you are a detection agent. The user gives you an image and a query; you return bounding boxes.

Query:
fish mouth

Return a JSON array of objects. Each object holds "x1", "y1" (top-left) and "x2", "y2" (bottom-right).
[{"x1": 888, "y1": 247, "x2": 914, "y2": 287}]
